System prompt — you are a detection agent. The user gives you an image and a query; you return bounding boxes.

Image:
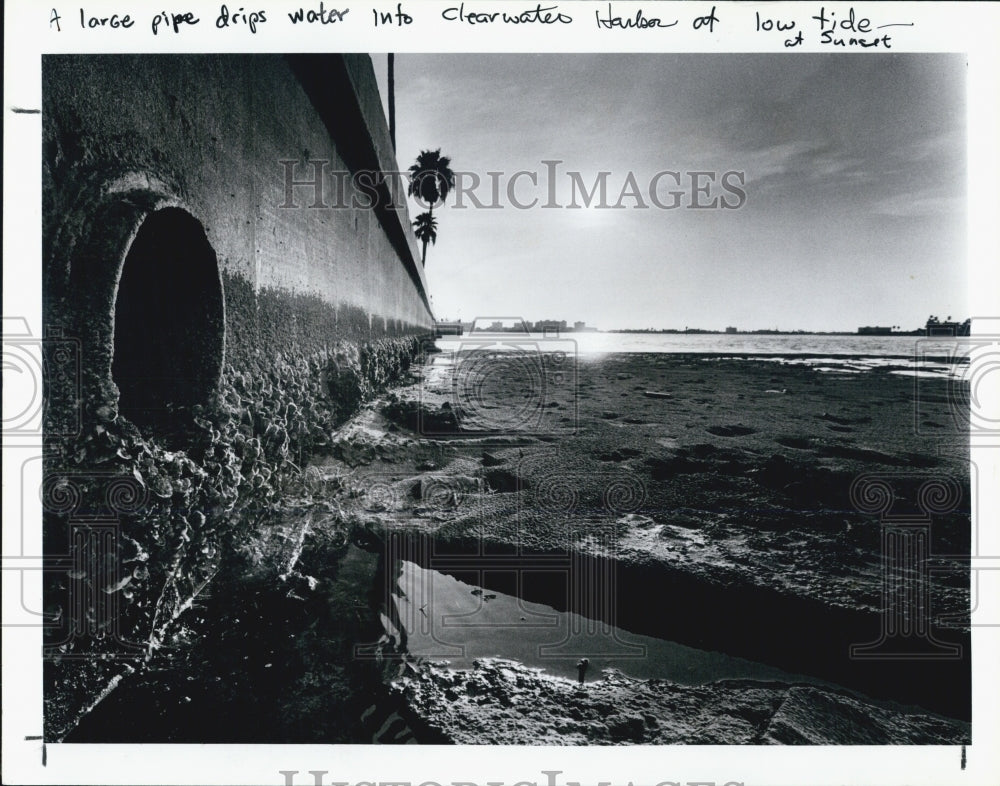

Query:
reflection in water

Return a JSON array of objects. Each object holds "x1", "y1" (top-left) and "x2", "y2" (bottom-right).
[
  {"x1": 389, "y1": 560, "x2": 846, "y2": 690},
  {"x1": 60, "y1": 525, "x2": 858, "y2": 744}
]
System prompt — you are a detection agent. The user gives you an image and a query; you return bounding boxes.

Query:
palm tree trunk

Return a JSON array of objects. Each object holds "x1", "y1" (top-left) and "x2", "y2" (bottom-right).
[{"x1": 421, "y1": 205, "x2": 433, "y2": 266}]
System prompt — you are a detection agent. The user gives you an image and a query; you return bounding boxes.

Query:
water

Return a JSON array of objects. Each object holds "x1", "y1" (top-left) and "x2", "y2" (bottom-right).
[
  {"x1": 440, "y1": 331, "x2": 965, "y2": 357},
  {"x1": 392, "y1": 561, "x2": 842, "y2": 690},
  {"x1": 436, "y1": 332, "x2": 968, "y2": 378}
]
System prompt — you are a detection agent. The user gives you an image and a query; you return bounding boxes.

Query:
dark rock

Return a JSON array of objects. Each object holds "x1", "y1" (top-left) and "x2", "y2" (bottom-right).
[
  {"x1": 393, "y1": 655, "x2": 970, "y2": 746},
  {"x1": 598, "y1": 447, "x2": 643, "y2": 462},
  {"x1": 417, "y1": 475, "x2": 482, "y2": 503},
  {"x1": 645, "y1": 451, "x2": 697, "y2": 479},
  {"x1": 705, "y1": 424, "x2": 756, "y2": 437},
  {"x1": 484, "y1": 468, "x2": 526, "y2": 493},
  {"x1": 585, "y1": 722, "x2": 609, "y2": 740},
  {"x1": 606, "y1": 713, "x2": 646, "y2": 741},
  {"x1": 762, "y1": 687, "x2": 969, "y2": 745}
]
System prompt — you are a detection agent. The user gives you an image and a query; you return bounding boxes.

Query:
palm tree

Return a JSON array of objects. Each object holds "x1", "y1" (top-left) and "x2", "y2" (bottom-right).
[
  {"x1": 408, "y1": 149, "x2": 454, "y2": 210},
  {"x1": 412, "y1": 211, "x2": 437, "y2": 267},
  {"x1": 408, "y1": 149, "x2": 454, "y2": 266}
]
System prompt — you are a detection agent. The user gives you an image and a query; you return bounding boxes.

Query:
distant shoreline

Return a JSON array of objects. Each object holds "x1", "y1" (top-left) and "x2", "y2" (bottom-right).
[
  {"x1": 452, "y1": 329, "x2": 939, "y2": 336},
  {"x1": 436, "y1": 346, "x2": 966, "y2": 367},
  {"x1": 610, "y1": 330, "x2": 925, "y2": 336}
]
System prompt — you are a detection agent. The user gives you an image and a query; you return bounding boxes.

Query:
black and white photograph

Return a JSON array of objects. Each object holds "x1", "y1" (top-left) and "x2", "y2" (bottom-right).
[{"x1": 4, "y1": 3, "x2": 1000, "y2": 785}]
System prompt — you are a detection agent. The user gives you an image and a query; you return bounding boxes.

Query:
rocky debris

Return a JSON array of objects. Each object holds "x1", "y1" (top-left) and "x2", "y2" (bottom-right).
[
  {"x1": 761, "y1": 686, "x2": 968, "y2": 745},
  {"x1": 64, "y1": 531, "x2": 401, "y2": 744},
  {"x1": 706, "y1": 424, "x2": 757, "y2": 437},
  {"x1": 381, "y1": 396, "x2": 463, "y2": 435},
  {"x1": 44, "y1": 332, "x2": 423, "y2": 740},
  {"x1": 394, "y1": 659, "x2": 969, "y2": 746},
  {"x1": 417, "y1": 475, "x2": 483, "y2": 503},
  {"x1": 331, "y1": 438, "x2": 378, "y2": 467},
  {"x1": 597, "y1": 447, "x2": 643, "y2": 462},
  {"x1": 605, "y1": 712, "x2": 646, "y2": 741},
  {"x1": 483, "y1": 467, "x2": 526, "y2": 493},
  {"x1": 617, "y1": 513, "x2": 657, "y2": 529},
  {"x1": 481, "y1": 451, "x2": 505, "y2": 467}
]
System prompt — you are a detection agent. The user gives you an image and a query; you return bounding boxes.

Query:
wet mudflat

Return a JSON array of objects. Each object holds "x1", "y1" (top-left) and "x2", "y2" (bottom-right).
[
  {"x1": 65, "y1": 350, "x2": 972, "y2": 744},
  {"x1": 348, "y1": 349, "x2": 971, "y2": 739}
]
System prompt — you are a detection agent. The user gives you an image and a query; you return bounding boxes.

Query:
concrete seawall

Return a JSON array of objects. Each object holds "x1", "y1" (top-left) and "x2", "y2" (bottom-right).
[
  {"x1": 44, "y1": 54, "x2": 431, "y2": 417},
  {"x1": 41, "y1": 54, "x2": 434, "y2": 737}
]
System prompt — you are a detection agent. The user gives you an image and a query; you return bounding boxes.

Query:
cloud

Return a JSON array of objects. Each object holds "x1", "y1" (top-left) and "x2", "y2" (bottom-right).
[
  {"x1": 872, "y1": 189, "x2": 965, "y2": 218},
  {"x1": 396, "y1": 53, "x2": 967, "y2": 330}
]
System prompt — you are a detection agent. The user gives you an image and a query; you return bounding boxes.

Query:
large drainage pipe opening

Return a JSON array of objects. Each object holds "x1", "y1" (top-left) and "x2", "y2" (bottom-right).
[{"x1": 112, "y1": 207, "x2": 224, "y2": 434}]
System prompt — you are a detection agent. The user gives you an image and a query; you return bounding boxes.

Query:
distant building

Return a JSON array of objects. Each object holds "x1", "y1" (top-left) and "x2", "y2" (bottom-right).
[
  {"x1": 858, "y1": 326, "x2": 894, "y2": 335},
  {"x1": 925, "y1": 316, "x2": 970, "y2": 336},
  {"x1": 534, "y1": 319, "x2": 567, "y2": 334},
  {"x1": 574, "y1": 321, "x2": 586, "y2": 331},
  {"x1": 725, "y1": 326, "x2": 738, "y2": 334},
  {"x1": 434, "y1": 320, "x2": 463, "y2": 336}
]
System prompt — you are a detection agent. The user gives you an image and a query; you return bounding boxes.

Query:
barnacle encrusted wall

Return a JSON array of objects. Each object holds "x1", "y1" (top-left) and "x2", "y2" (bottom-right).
[{"x1": 41, "y1": 54, "x2": 432, "y2": 737}]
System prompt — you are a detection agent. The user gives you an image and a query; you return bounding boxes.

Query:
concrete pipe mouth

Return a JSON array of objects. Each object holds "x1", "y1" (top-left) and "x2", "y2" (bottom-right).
[{"x1": 111, "y1": 207, "x2": 224, "y2": 434}]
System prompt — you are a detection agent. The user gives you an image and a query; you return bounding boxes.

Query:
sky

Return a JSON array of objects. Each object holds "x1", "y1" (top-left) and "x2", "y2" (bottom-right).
[{"x1": 379, "y1": 54, "x2": 967, "y2": 332}]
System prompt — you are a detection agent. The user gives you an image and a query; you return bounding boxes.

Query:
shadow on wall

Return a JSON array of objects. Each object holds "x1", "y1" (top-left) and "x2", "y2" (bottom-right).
[{"x1": 111, "y1": 207, "x2": 225, "y2": 432}]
